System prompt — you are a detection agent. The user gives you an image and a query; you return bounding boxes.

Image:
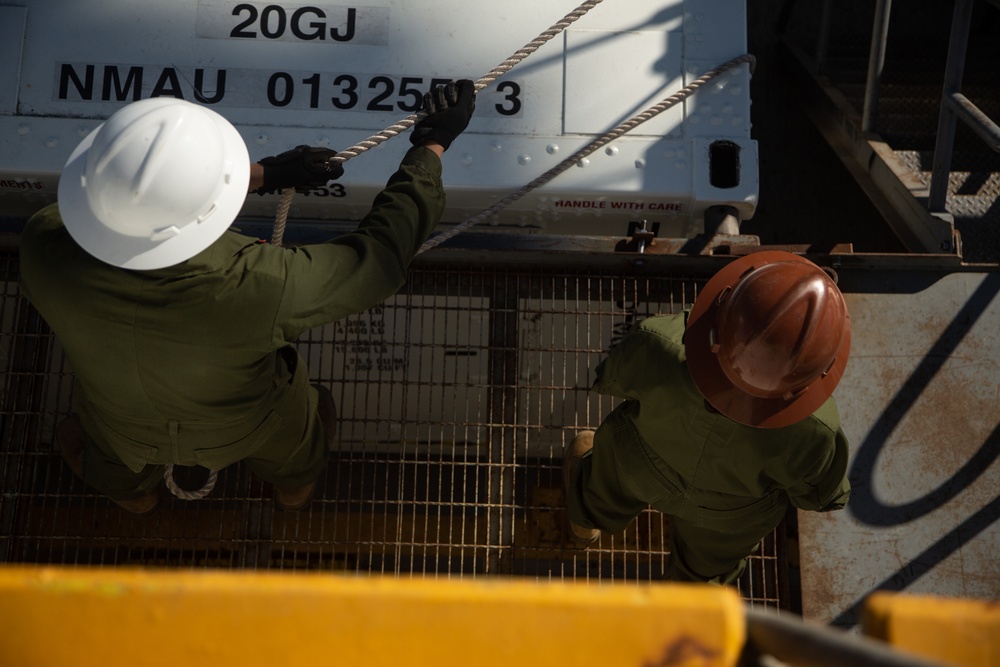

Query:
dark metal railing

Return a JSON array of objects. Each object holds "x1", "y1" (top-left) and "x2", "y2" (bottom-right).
[
  {"x1": 860, "y1": 0, "x2": 893, "y2": 134},
  {"x1": 928, "y1": 0, "x2": 1000, "y2": 212},
  {"x1": 826, "y1": 0, "x2": 1000, "y2": 217}
]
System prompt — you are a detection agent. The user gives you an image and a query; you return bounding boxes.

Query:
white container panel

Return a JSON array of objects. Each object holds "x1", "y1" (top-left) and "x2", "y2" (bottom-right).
[{"x1": 0, "y1": 0, "x2": 757, "y2": 237}]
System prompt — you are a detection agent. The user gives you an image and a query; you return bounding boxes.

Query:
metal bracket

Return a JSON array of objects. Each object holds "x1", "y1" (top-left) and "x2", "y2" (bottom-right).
[{"x1": 617, "y1": 220, "x2": 660, "y2": 253}]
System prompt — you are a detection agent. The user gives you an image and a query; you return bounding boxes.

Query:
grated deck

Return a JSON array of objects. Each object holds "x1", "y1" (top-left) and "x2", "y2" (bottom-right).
[{"x1": 1, "y1": 252, "x2": 787, "y2": 608}]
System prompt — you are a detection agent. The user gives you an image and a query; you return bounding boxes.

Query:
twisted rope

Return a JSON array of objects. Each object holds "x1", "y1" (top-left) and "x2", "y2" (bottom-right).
[
  {"x1": 271, "y1": 0, "x2": 605, "y2": 246},
  {"x1": 164, "y1": 463, "x2": 218, "y2": 500},
  {"x1": 229, "y1": 2, "x2": 615, "y2": 497},
  {"x1": 270, "y1": 180, "x2": 296, "y2": 248},
  {"x1": 418, "y1": 53, "x2": 756, "y2": 253}
]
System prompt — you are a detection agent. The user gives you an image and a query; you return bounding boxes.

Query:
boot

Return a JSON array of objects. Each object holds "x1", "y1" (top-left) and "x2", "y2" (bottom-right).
[
  {"x1": 55, "y1": 416, "x2": 159, "y2": 517},
  {"x1": 563, "y1": 430, "x2": 601, "y2": 546},
  {"x1": 275, "y1": 480, "x2": 317, "y2": 511}
]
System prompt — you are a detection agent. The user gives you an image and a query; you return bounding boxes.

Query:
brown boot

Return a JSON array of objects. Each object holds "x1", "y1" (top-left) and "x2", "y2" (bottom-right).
[
  {"x1": 55, "y1": 416, "x2": 159, "y2": 517},
  {"x1": 563, "y1": 431, "x2": 601, "y2": 546},
  {"x1": 275, "y1": 480, "x2": 317, "y2": 511}
]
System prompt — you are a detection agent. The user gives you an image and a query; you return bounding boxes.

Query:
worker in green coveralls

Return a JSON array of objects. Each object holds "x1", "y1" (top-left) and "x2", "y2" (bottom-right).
[
  {"x1": 20, "y1": 81, "x2": 476, "y2": 516},
  {"x1": 563, "y1": 251, "x2": 852, "y2": 584}
]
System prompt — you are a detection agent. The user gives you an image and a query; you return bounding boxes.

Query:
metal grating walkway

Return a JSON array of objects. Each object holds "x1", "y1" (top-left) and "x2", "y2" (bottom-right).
[{"x1": 0, "y1": 251, "x2": 787, "y2": 608}]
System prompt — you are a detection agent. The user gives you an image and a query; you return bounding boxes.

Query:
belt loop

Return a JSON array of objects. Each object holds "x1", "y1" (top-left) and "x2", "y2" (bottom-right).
[{"x1": 168, "y1": 419, "x2": 180, "y2": 459}]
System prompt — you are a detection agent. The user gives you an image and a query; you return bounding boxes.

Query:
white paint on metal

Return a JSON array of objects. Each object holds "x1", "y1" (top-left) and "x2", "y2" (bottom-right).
[
  {"x1": 308, "y1": 293, "x2": 491, "y2": 454},
  {"x1": 0, "y1": 0, "x2": 756, "y2": 236}
]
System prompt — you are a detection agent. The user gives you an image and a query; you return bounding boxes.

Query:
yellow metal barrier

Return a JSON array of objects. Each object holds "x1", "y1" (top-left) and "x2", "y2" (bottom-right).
[
  {"x1": 0, "y1": 566, "x2": 744, "y2": 667},
  {"x1": 863, "y1": 592, "x2": 1000, "y2": 667}
]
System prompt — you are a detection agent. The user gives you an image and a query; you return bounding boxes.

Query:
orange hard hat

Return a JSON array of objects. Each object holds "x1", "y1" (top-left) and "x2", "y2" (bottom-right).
[{"x1": 684, "y1": 251, "x2": 851, "y2": 428}]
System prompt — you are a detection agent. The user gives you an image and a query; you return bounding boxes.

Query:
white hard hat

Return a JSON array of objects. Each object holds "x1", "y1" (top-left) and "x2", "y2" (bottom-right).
[{"x1": 58, "y1": 97, "x2": 250, "y2": 270}]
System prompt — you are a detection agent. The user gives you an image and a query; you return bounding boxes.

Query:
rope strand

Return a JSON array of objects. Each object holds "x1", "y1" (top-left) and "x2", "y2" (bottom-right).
[
  {"x1": 418, "y1": 53, "x2": 756, "y2": 253},
  {"x1": 254, "y1": 27, "x2": 754, "y2": 503},
  {"x1": 271, "y1": 0, "x2": 606, "y2": 247},
  {"x1": 200, "y1": 0, "x2": 610, "y2": 499},
  {"x1": 164, "y1": 464, "x2": 218, "y2": 501}
]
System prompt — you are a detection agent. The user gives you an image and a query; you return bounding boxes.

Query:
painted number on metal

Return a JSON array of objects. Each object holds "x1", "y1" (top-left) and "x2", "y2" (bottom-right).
[
  {"x1": 197, "y1": 1, "x2": 389, "y2": 45},
  {"x1": 55, "y1": 64, "x2": 522, "y2": 116}
]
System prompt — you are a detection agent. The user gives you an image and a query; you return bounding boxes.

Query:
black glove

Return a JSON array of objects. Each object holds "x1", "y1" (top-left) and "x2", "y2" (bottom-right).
[
  {"x1": 409, "y1": 79, "x2": 476, "y2": 151},
  {"x1": 256, "y1": 145, "x2": 345, "y2": 195}
]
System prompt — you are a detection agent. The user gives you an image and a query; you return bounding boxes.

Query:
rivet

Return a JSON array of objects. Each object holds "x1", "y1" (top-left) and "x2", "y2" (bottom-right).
[
  {"x1": 460, "y1": 153, "x2": 473, "y2": 166},
  {"x1": 605, "y1": 146, "x2": 619, "y2": 156},
  {"x1": 546, "y1": 143, "x2": 559, "y2": 155},
  {"x1": 490, "y1": 141, "x2": 502, "y2": 152},
  {"x1": 256, "y1": 134, "x2": 269, "y2": 145},
  {"x1": 45, "y1": 137, "x2": 59, "y2": 148},
  {"x1": 16, "y1": 124, "x2": 30, "y2": 136},
  {"x1": 517, "y1": 153, "x2": 531, "y2": 165},
  {"x1": 634, "y1": 158, "x2": 646, "y2": 169},
  {"x1": 576, "y1": 158, "x2": 590, "y2": 168}
]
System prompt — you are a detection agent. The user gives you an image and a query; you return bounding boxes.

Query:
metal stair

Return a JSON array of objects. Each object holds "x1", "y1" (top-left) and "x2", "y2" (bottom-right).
[{"x1": 779, "y1": 1, "x2": 1000, "y2": 262}]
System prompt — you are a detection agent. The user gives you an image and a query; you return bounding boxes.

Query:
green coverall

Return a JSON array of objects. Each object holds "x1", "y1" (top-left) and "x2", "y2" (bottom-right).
[
  {"x1": 565, "y1": 313, "x2": 851, "y2": 584},
  {"x1": 19, "y1": 146, "x2": 445, "y2": 500}
]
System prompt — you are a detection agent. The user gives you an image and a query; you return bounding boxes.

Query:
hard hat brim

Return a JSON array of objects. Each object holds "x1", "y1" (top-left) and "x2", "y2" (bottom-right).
[
  {"x1": 684, "y1": 251, "x2": 851, "y2": 428},
  {"x1": 58, "y1": 104, "x2": 250, "y2": 271}
]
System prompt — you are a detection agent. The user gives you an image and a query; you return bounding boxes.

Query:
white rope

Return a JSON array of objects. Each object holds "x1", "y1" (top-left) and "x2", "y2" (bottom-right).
[
  {"x1": 271, "y1": 0, "x2": 605, "y2": 247},
  {"x1": 418, "y1": 53, "x2": 757, "y2": 253},
  {"x1": 164, "y1": 463, "x2": 218, "y2": 500},
  {"x1": 270, "y1": 181, "x2": 295, "y2": 247}
]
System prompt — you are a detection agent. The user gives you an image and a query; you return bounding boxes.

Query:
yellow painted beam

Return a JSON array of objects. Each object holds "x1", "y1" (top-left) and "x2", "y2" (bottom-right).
[
  {"x1": 0, "y1": 566, "x2": 744, "y2": 667},
  {"x1": 863, "y1": 592, "x2": 1000, "y2": 667}
]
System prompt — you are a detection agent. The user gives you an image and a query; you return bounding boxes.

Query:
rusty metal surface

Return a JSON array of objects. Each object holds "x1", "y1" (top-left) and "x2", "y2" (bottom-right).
[
  {"x1": 799, "y1": 270, "x2": 1000, "y2": 627},
  {"x1": 0, "y1": 252, "x2": 787, "y2": 607}
]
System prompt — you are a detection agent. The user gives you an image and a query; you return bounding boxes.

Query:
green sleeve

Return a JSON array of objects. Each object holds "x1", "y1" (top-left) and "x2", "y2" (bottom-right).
[
  {"x1": 593, "y1": 315, "x2": 685, "y2": 400},
  {"x1": 273, "y1": 146, "x2": 445, "y2": 341},
  {"x1": 592, "y1": 323, "x2": 645, "y2": 399},
  {"x1": 785, "y1": 425, "x2": 852, "y2": 512}
]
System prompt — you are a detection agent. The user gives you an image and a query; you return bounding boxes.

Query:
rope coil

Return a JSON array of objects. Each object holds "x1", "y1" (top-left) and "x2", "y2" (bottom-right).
[{"x1": 164, "y1": 464, "x2": 218, "y2": 501}]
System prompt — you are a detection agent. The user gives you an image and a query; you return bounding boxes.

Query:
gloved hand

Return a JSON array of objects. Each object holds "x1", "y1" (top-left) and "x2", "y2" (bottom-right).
[
  {"x1": 409, "y1": 79, "x2": 477, "y2": 151},
  {"x1": 256, "y1": 145, "x2": 345, "y2": 194}
]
